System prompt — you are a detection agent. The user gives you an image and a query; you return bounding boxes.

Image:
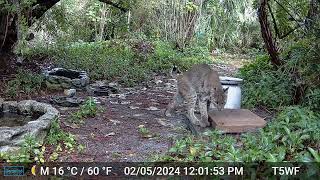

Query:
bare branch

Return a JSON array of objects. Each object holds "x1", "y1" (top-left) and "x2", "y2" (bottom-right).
[
  {"x1": 32, "y1": 0, "x2": 60, "y2": 19},
  {"x1": 274, "y1": 0, "x2": 300, "y2": 23},
  {"x1": 267, "y1": 1, "x2": 280, "y2": 39}
]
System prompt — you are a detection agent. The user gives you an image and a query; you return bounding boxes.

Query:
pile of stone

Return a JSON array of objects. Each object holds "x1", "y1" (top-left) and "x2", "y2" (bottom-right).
[{"x1": 44, "y1": 68, "x2": 89, "y2": 90}]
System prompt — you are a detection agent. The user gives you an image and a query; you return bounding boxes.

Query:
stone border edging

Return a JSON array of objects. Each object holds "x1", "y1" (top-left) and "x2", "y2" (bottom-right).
[{"x1": 0, "y1": 100, "x2": 59, "y2": 153}]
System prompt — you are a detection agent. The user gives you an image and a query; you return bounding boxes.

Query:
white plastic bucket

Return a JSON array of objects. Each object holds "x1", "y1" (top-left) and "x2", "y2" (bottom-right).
[{"x1": 219, "y1": 76, "x2": 243, "y2": 109}]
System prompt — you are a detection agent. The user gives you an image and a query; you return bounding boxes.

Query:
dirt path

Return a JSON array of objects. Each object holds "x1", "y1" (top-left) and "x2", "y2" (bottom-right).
[
  {"x1": 56, "y1": 79, "x2": 189, "y2": 162},
  {"x1": 51, "y1": 59, "x2": 251, "y2": 162},
  {"x1": 30, "y1": 75, "x2": 191, "y2": 162}
]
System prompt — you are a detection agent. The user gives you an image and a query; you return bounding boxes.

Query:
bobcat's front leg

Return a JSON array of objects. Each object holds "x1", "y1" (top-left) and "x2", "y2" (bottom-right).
[
  {"x1": 185, "y1": 92, "x2": 200, "y2": 126},
  {"x1": 198, "y1": 98, "x2": 210, "y2": 127}
]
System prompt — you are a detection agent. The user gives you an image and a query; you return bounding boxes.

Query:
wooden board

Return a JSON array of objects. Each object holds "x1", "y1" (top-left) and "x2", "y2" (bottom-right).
[{"x1": 208, "y1": 109, "x2": 266, "y2": 133}]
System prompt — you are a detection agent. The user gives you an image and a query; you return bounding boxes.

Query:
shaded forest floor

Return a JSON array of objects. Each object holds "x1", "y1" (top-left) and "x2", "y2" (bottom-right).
[{"x1": 1, "y1": 54, "x2": 274, "y2": 162}]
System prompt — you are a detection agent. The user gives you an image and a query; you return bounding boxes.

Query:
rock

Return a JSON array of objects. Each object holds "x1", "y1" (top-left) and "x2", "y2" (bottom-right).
[
  {"x1": 110, "y1": 101, "x2": 119, "y2": 104},
  {"x1": 51, "y1": 96, "x2": 84, "y2": 107},
  {"x1": 108, "y1": 82, "x2": 118, "y2": 87},
  {"x1": 155, "y1": 80, "x2": 163, "y2": 85},
  {"x1": 129, "y1": 106, "x2": 139, "y2": 110},
  {"x1": 133, "y1": 114, "x2": 144, "y2": 117},
  {"x1": 109, "y1": 119, "x2": 121, "y2": 125},
  {"x1": 146, "y1": 106, "x2": 159, "y2": 111},
  {"x1": 156, "y1": 118, "x2": 173, "y2": 127},
  {"x1": 167, "y1": 79, "x2": 177, "y2": 84},
  {"x1": 59, "y1": 107, "x2": 72, "y2": 111},
  {"x1": 118, "y1": 94, "x2": 126, "y2": 99},
  {"x1": 109, "y1": 94, "x2": 117, "y2": 98},
  {"x1": 86, "y1": 81, "x2": 118, "y2": 96},
  {"x1": 138, "y1": 124, "x2": 145, "y2": 128},
  {"x1": 64, "y1": 89, "x2": 76, "y2": 97},
  {"x1": 0, "y1": 100, "x2": 59, "y2": 153},
  {"x1": 44, "y1": 68, "x2": 89, "y2": 90},
  {"x1": 165, "y1": 82, "x2": 175, "y2": 89},
  {"x1": 120, "y1": 101, "x2": 131, "y2": 105}
]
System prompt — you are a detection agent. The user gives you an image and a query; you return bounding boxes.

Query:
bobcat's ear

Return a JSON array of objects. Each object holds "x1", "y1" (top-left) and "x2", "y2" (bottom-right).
[
  {"x1": 223, "y1": 87, "x2": 229, "y2": 93},
  {"x1": 170, "y1": 65, "x2": 181, "y2": 78}
]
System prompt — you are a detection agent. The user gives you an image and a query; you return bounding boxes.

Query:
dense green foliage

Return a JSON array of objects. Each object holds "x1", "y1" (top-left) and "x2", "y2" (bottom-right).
[
  {"x1": 1, "y1": 0, "x2": 319, "y2": 165},
  {"x1": 5, "y1": 69, "x2": 44, "y2": 98},
  {"x1": 157, "y1": 106, "x2": 319, "y2": 162},
  {"x1": 28, "y1": 39, "x2": 210, "y2": 86},
  {"x1": 239, "y1": 36, "x2": 320, "y2": 111},
  {"x1": 238, "y1": 55, "x2": 294, "y2": 109}
]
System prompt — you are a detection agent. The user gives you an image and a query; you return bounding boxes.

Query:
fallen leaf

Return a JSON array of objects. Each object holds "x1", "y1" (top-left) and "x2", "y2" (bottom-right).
[
  {"x1": 105, "y1": 132, "x2": 116, "y2": 137},
  {"x1": 147, "y1": 106, "x2": 159, "y2": 111},
  {"x1": 129, "y1": 106, "x2": 139, "y2": 109},
  {"x1": 109, "y1": 119, "x2": 121, "y2": 125}
]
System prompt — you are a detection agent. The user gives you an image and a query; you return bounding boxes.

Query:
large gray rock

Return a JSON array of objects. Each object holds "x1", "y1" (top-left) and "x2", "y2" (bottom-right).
[
  {"x1": 44, "y1": 68, "x2": 89, "y2": 90},
  {"x1": 86, "y1": 81, "x2": 119, "y2": 96},
  {"x1": 0, "y1": 100, "x2": 59, "y2": 153}
]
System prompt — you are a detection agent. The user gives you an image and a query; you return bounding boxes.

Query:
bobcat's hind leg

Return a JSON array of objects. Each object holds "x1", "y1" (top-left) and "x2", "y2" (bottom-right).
[
  {"x1": 198, "y1": 98, "x2": 210, "y2": 127},
  {"x1": 165, "y1": 93, "x2": 182, "y2": 117}
]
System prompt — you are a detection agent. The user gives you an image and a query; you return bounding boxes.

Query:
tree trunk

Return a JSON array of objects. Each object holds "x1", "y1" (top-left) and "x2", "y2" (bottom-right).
[
  {"x1": 0, "y1": 0, "x2": 60, "y2": 55},
  {"x1": 0, "y1": 0, "x2": 129, "y2": 55},
  {"x1": 0, "y1": 13, "x2": 17, "y2": 54},
  {"x1": 257, "y1": 0, "x2": 282, "y2": 66}
]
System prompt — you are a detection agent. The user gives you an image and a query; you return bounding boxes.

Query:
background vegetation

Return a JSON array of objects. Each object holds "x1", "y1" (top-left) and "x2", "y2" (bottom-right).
[{"x1": 0, "y1": 0, "x2": 319, "y2": 163}]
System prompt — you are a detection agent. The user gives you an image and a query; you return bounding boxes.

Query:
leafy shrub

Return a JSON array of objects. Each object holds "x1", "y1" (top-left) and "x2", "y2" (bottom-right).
[
  {"x1": 69, "y1": 97, "x2": 100, "y2": 124},
  {"x1": 238, "y1": 55, "x2": 295, "y2": 109},
  {"x1": 47, "y1": 118, "x2": 76, "y2": 147},
  {"x1": 5, "y1": 69, "x2": 44, "y2": 98},
  {"x1": 283, "y1": 38, "x2": 320, "y2": 88},
  {"x1": 0, "y1": 135, "x2": 45, "y2": 163},
  {"x1": 303, "y1": 88, "x2": 320, "y2": 111}
]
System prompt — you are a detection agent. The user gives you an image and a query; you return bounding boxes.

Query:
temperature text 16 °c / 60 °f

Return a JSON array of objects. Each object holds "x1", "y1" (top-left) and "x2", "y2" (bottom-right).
[{"x1": 39, "y1": 166, "x2": 113, "y2": 176}]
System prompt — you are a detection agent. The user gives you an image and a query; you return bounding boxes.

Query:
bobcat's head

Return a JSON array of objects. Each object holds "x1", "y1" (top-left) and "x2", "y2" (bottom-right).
[{"x1": 212, "y1": 87, "x2": 228, "y2": 111}]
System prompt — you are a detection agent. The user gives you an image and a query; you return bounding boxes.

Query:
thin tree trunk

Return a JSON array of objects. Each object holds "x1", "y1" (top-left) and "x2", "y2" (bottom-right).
[
  {"x1": 127, "y1": 10, "x2": 131, "y2": 32},
  {"x1": 258, "y1": 0, "x2": 282, "y2": 66}
]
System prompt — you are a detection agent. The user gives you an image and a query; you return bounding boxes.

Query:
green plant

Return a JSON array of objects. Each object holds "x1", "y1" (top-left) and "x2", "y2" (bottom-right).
[
  {"x1": 238, "y1": 55, "x2": 294, "y2": 109},
  {"x1": 158, "y1": 106, "x2": 319, "y2": 162},
  {"x1": 303, "y1": 88, "x2": 320, "y2": 112},
  {"x1": 68, "y1": 97, "x2": 100, "y2": 124},
  {"x1": 1, "y1": 134, "x2": 45, "y2": 163},
  {"x1": 138, "y1": 125, "x2": 152, "y2": 138},
  {"x1": 47, "y1": 118, "x2": 77, "y2": 150},
  {"x1": 5, "y1": 69, "x2": 44, "y2": 98},
  {"x1": 46, "y1": 118, "x2": 82, "y2": 161},
  {"x1": 29, "y1": 39, "x2": 211, "y2": 87}
]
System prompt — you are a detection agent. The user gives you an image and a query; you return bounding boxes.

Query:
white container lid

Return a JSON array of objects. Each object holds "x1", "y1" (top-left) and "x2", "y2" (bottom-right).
[{"x1": 219, "y1": 76, "x2": 243, "y2": 85}]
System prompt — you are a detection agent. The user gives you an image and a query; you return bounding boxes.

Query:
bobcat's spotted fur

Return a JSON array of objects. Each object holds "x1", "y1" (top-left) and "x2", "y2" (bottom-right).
[{"x1": 165, "y1": 64, "x2": 227, "y2": 127}]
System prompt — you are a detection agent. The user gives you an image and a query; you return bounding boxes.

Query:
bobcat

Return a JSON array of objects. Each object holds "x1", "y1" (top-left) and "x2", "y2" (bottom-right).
[{"x1": 165, "y1": 64, "x2": 227, "y2": 127}]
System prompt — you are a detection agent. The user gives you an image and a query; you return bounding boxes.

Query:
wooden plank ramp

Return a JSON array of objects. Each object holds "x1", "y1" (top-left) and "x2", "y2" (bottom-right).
[{"x1": 208, "y1": 109, "x2": 267, "y2": 133}]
